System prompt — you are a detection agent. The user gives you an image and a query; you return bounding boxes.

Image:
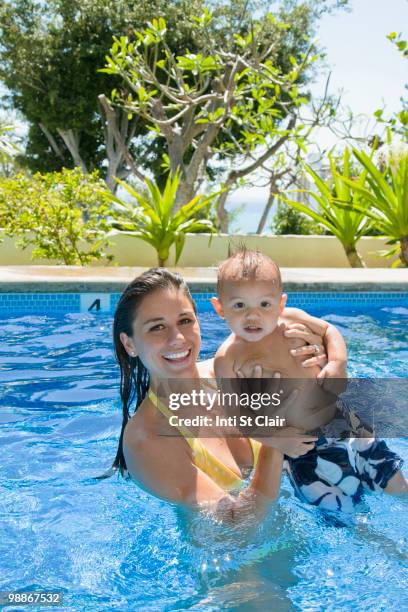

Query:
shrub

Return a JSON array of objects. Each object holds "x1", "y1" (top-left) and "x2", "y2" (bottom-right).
[
  {"x1": 0, "y1": 168, "x2": 114, "y2": 265},
  {"x1": 340, "y1": 146, "x2": 408, "y2": 266},
  {"x1": 109, "y1": 171, "x2": 217, "y2": 266},
  {"x1": 278, "y1": 148, "x2": 372, "y2": 267},
  {"x1": 272, "y1": 202, "x2": 325, "y2": 235}
]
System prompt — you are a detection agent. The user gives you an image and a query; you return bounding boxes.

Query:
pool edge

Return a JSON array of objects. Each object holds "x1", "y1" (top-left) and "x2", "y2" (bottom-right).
[{"x1": 0, "y1": 266, "x2": 408, "y2": 293}]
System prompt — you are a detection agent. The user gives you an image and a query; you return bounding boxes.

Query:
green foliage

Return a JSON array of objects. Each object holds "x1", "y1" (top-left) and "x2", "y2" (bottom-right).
[
  {"x1": 0, "y1": 0, "x2": 348, "y2": 197},
  {"x1": 338, "y1": 147, "x2": 408, "y2": 266},
  {"x1": 0, "y1": 0, "x2": 113, "y2": 171},
  {"x1": 0, "y1": 120, "x2": 21, "y2": 177},
  {"x1": 0, "y1": 168, "x2": 114, "y2": 264},
  {"x1": 0, "y1": 122, "x2": 17, "y2": 158},
  {"x1": 103, "y1": 12, "x2": 316, "y2": 155},
  {"x1": 101, "y1": 6, "x2": 330, "y2": 215},
  {"x1": 374, "y1": 106, "x2": 408, "y2": 141},
  {"x1": 387, "y1": 31, "x2": 408, "y2": 59},
  {"x1": 0, "y1": 0, "x2": 207, "y2": 174},
  {"x1": 224, "y1": 202, "x2": 246, "y2": 233},
  {"x1": 272, "y1": 202, "x2": 325, "y2": 234},
  {"x1": 109, "y1": 171, "x2": 217, "y2": 265},
  {"x1": 279, "y1": 148, "x2": 372, "y2": 266},
  {"x1": 20, "y1": 123, "x2": 74, "y2": 174}
]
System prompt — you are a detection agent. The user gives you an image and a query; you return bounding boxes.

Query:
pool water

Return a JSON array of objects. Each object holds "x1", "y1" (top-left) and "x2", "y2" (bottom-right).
[{"x1": 0, "y1": 299, "x2": 407, "y2": 611}]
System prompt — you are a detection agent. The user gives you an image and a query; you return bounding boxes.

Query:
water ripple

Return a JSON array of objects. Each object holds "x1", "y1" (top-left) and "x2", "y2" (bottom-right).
[{"x1": 0, "y1": 306, "x2": 407, "y2": 610}]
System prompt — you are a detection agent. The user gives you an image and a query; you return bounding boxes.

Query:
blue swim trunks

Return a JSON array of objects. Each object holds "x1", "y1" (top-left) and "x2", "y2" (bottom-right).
[{"x1": 284, "y1": 401, "x2": 404, "y2": 512}]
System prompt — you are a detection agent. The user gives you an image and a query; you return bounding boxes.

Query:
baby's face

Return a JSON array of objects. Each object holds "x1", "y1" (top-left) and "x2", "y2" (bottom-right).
[{"x1": 214, "y1": 279, "x2": 286, "y2": 342}]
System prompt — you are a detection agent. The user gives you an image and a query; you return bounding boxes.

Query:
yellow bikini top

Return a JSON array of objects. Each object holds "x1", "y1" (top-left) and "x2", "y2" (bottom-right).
[{"x1": 148, "y1": 388, "x2": 261, "y2": 491}]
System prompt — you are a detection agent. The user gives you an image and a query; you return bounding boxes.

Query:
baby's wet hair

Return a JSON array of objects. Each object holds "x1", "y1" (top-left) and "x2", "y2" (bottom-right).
[{"x1": 217, "y1": 245, "x2": 282, "y2": 294}]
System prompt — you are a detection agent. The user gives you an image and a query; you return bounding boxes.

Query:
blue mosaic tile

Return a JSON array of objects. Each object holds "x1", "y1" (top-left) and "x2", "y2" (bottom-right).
[
  {"x1": 0, "y1": 291, "x2": 406, "y2": 316},
  {"x1": 0, "y1": 293, "x2": 80, "y2": 316},
  {"x1": 192, "y1": 292, "x2": 408, "y2": 311}
]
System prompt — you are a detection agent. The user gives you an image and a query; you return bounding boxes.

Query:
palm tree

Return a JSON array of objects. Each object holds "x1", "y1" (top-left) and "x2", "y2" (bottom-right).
[
  {"x1": 278, "y1": 148, "x2": 372, "y2": 267},
  {"x1": 0, "y1": 121, "x2": 19, "y2": 175},
  {"x1": 109, "y1": 170, "x2": 217, "y2": 266},
  {"x1": 0, "y1": 123, "x2": 15, "y2": 156},
  {"x1": 339, "y1": 147, "x2": 408, "y2": 266}
]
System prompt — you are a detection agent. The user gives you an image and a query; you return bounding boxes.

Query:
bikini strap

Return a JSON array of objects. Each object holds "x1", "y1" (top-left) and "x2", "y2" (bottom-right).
[
  {"x1": 148, "y1": 388, "x2": 197, "y2": 451},
  {"x1": 249, "y1": 438, "x2": 261, "y2": 467},
  {"x1": 148, "y1": 387, "x2": 244, "y2": 490}
]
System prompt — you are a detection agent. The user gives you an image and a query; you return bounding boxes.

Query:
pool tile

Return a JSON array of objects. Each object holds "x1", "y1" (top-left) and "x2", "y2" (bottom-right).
[{"x1": 0, "y1": 291, "x2": 406, "y2": 315}]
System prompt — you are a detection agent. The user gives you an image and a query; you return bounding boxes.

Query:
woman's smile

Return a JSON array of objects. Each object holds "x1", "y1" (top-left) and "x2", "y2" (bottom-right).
[{"x1": 161, "y1": 347, "x2": 192, "y2": 364}]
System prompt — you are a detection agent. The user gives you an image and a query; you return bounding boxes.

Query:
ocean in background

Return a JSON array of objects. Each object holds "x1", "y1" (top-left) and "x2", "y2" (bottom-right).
[{"x1": 226, "y1": 186, "x2": 272, "y2": 234}]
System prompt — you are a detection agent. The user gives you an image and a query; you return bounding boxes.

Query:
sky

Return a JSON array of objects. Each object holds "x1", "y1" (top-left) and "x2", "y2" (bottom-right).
[
  {"x1": 311, "y1": 0, "x2": 407, "y2": 149},
  {"x1": 228, "y1": 0, "x2": 408, "y2": 231}
]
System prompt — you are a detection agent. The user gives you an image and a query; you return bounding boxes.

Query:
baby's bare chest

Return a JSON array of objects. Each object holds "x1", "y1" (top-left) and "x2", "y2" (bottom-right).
[{"x1": 232, "y1": 334, "x2": 318, "y2": 378}]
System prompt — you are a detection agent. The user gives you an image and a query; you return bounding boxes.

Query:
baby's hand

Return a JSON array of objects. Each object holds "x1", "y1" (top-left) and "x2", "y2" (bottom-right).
[
  {"x1": 317, "y1": 360, "x2": 347, "y2": 382},
  {"x1": 258, "y1": 427, "x2": 317, "y2": 458},
  {"x1": 316, "y1": 360, "x2": 348, "y2": 395},
  {"x1": 236, "y1": 365, "x2": 281, "y2": 379},
  {"x1": 235, "y1": 366, "x2": 283, "y2": 402}
]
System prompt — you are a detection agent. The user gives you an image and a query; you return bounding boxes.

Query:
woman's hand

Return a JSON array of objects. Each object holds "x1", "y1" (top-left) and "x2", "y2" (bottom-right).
[
  {"x1": 285, "y1": 323, "x2": 347, "y2": 382},
  {"x1": 284, "y1": 322, "x2": 328, "y2": 367},
  {"x1": 236, "y1": 367, "x2": 316, "y2": 458},
  {"x1": 283, "y1": 317, "x2": 348, "y2": 382},
  {"x1": 261, "y1": 427, "x2": 318, "y2": 458},
  {"x1": 234, "y1": 364, "x2": 282, "y2": 399}
]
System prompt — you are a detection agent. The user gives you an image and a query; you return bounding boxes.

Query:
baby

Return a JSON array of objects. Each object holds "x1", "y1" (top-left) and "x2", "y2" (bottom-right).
[
  {"x1": 211, "y1": 247, "x2": 347, "y2": 383},
  {"x1": 210, "y1": 248, "x2": 406, "y2": 509}
]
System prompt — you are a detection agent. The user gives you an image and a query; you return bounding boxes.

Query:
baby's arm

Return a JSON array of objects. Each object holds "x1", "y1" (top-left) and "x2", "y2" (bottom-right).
[{"x1": 283, "y1": 307, "x2": 347, "y2": 379}]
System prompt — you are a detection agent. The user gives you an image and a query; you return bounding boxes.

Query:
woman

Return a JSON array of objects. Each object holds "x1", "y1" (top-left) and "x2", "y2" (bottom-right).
[{"x1": 109, "y1": 267, "x2": 330, "y2": 521}]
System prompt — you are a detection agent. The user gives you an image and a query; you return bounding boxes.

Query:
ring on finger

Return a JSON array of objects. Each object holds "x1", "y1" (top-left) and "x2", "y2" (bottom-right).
[{"x1": 313, "y1": 344, "x2": 322, "y2": 355}]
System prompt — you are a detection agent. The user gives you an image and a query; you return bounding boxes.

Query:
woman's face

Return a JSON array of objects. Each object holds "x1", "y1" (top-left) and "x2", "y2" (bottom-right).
[{"x1": 121, "y1": 287, "x2": 201, "y2": 382}]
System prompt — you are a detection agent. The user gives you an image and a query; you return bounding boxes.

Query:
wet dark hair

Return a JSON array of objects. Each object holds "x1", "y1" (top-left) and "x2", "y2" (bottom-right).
[{"x1": 108, "y1": 268, "x2": 196, "y2": 477}]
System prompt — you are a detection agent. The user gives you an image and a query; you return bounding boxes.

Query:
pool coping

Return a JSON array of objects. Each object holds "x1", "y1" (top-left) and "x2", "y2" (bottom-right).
[{"x1": 0, "y1": 265, "x2": 408, "y2": 292}]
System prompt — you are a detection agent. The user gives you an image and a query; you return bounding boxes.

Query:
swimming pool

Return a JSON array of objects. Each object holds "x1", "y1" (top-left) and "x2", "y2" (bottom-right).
[{"x1": 0, "y1": 293, "x2": 407, "y2": 610}]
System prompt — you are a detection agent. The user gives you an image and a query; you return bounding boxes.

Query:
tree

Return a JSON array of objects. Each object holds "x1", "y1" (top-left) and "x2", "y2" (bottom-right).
[
  {"x1": 0, "y1": 0, "x2": 206, "y2": 184},
  {"x1": 272, "y1": 201, "x2": 324, "y2": 234},
  {"x1": 374, "y1": 32, "x2": 407, "y2": 141},
  {"x1": 103, "y1": 9, "x2": 319, "y2": 223},
  {"x1": 253, "y1": 76, "x2": 340, "y2": 234},
  {"x1": 0, "y1": 0, "x2": 349, "y2": 200},
  {"x1": 0, "y1": 0, "x2": 111, "y2": 173}
]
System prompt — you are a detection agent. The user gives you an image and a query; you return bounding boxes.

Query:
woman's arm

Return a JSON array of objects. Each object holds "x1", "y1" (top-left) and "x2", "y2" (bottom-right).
[
  {"x1": 124, "y1": 430, "x2": 283, "y2": 522},
  {"x1": 282, "y1": 307, "x2": 347, "y2": 379}
]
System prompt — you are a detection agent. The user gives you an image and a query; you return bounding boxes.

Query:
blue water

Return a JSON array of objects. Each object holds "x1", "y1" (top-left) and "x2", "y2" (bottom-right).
[{"x1": 0, "y1": 299, "x2": 407, "y2": 611}]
